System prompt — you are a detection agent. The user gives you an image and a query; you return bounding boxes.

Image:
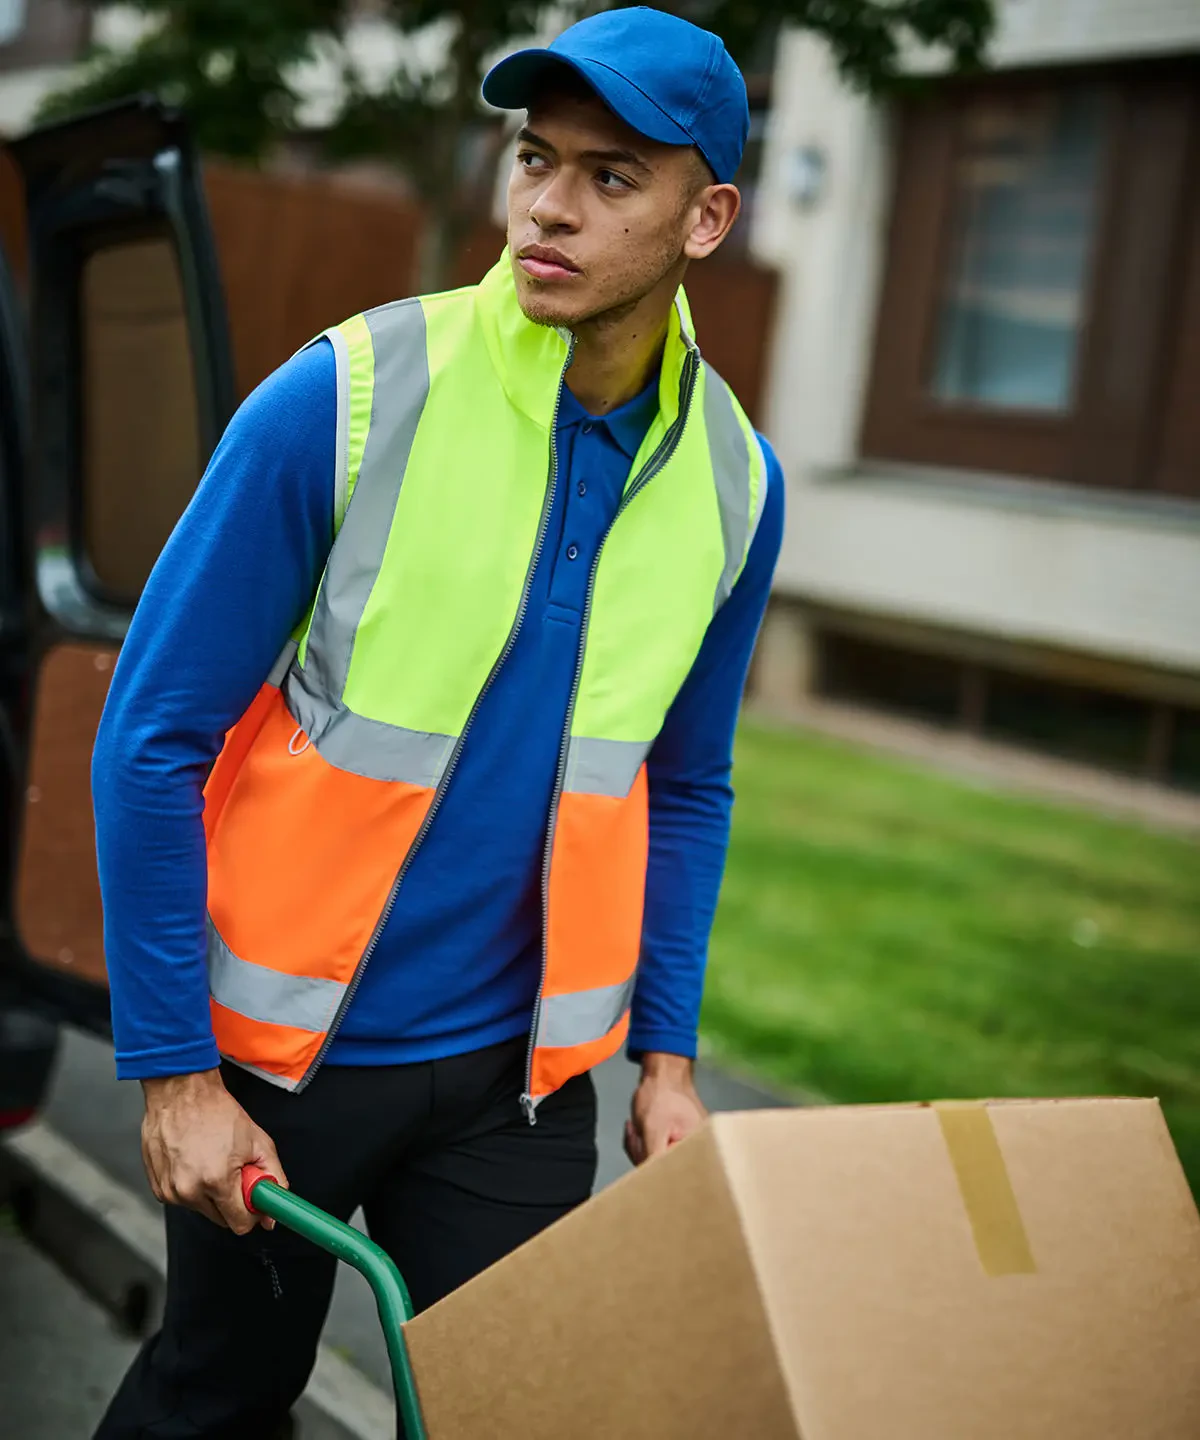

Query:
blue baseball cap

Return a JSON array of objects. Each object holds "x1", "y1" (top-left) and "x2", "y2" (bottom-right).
[{"x1": 482, "y1": 6, "x2": 749, "y2": 185}]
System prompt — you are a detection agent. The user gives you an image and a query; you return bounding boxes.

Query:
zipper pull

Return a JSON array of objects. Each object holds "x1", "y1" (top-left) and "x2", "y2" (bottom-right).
[
  {"x1": 519, "y1": 1093, "x2": 539, "y2": 1127},
  {"x1": 287, "y1": 727, "x2": 311, "y2": 756}
]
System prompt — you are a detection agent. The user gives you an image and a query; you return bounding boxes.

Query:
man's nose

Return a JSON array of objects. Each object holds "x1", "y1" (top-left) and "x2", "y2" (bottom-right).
[{"x1": 530, "y1": 173, "x2": 580, "y2": 232}]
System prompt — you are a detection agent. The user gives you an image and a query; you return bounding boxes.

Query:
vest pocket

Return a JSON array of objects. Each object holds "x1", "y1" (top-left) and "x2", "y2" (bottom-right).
[{"x1": 205, "y1": 687, "x2": 436, "y2": 1075}]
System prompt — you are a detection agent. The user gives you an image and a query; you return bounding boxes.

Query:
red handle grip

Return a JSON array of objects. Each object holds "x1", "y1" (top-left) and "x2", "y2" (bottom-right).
[{"x1": 241, "y1": 1163, "x2": 278, "y2": 1214}]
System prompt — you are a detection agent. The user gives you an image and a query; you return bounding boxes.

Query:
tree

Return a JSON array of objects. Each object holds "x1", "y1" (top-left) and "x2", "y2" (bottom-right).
[{"x1": 38, "y1": 0, "x2": 994, "y2": 291}]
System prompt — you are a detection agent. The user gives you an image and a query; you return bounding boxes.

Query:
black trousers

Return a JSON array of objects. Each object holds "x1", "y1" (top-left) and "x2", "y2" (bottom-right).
[{"x1": 94, "y1": 1036, "x2": 597, "y2": 1439}]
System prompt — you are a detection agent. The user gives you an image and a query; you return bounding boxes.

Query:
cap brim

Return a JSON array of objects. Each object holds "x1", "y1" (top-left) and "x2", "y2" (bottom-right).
[{"x1": 482, "y1": 50, "x2": 692, "y2": 149}]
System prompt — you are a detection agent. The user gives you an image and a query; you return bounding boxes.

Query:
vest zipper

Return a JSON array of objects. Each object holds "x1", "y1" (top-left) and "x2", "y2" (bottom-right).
[
  {"x1": 520, "y1": 344, "x2": 702, "y2": 1124},
  {"x1": 294, "y1": 333, "x2": 577, "y2": 1093}
]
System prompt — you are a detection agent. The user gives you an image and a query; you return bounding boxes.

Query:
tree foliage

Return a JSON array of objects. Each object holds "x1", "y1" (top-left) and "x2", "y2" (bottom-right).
[
  {"x1": 38, "y1": 0, "x2": 994, "y2": 286},
  {"x1": 37, "y1": 1, "x2": 346, "y2": 158}
]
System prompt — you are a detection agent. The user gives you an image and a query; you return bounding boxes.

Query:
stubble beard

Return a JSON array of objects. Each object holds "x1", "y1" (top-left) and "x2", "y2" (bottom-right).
[
  {"x1": 517, "y1": 284, "x2": 644, "y2": 334},
  {"x1": 514, "y1": 225, "x2": 688, "y2": 337}
]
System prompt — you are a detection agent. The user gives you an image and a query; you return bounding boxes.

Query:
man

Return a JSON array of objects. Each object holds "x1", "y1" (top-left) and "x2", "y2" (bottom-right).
[{"x1": 92, "y1": 6, "x2": 784, "y2": 1435}]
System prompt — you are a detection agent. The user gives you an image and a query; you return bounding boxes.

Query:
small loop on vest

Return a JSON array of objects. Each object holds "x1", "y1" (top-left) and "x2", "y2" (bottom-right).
[{"x1": 287, "y1": 727, "x2": 311, "y2": 757}]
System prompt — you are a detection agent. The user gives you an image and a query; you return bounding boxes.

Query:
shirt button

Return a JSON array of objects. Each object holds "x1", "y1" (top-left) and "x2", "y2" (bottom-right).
[
  {"x1": 566, "y1": 544, "x2": 579, "y2": 561},
  {"x1": 577, "y1": 480, "x2": 587, "y2": 497},
  {"x1": 582, "y1": 422, "x2": 594, "y2": 434}
]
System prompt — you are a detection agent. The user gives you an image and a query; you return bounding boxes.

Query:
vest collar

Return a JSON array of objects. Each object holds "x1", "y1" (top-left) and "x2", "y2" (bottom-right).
[{"x1": 475, "y1": 250, "x2": 697, "y2": 433}]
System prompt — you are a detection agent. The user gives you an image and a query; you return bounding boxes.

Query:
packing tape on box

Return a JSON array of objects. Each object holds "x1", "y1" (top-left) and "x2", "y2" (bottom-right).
[{"x1": 934, "y1": 1102, "x2": 1037, "y2": 1277}]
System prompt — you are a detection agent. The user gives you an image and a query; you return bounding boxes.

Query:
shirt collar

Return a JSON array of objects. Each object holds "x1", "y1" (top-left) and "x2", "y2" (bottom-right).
[{"x1": 558, "y1": 368, "x2": 661, "y2": 462}]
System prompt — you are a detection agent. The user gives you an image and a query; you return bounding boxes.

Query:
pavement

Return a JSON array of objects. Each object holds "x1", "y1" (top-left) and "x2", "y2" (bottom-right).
[
  {"x1": 3, "y1": 1025, "x2": 783, "y2": 1435},
  {"x1": 0, "y1": 1225, "x2": 137, "y2": 1439}
]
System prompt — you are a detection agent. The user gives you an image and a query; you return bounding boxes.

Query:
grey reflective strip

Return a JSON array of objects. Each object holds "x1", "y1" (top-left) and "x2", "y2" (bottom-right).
[
  {"x1": 538, "y1": 974, "x2": 637, "y2": 1049},
  {"x1": 289, "y1": 328, "x2": 349, "y2": 532},
  {"x1": 283, "y1": 664, "x2": 454, "y2": 787},
  {"x1": 304, "y1": 300, "x2": 429, "y2": 702},
  {"x1": 206, "y1": 919, "x2": 346, "y2": 1034},
  {"x1": 746, "y1": 431, "x2": 768, "y2": 554},
  {"x1": 266, "y1": 639, "x2": 298, "y2": 688},
  {"x1": 674, "y1": 292, "x2": 694, "y2": 347},
  {"x1": 705, "y1": 365, "x2": 753, "y2": 614},
  {"x1": 325, "y1": 325, "x2": 351, "y2": 532},
  {"x1": 563, "y1": 736, "x2": 651, "y2": 798}
]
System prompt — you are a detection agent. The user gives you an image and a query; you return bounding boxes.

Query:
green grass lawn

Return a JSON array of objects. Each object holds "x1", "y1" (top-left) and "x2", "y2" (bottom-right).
[{"x1": 704, "y1": 719, "x2": 1200, "y2": 1194}]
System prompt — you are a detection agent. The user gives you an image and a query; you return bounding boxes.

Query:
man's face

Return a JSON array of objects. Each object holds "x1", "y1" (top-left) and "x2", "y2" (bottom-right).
[{"x1": 507, "y1": 87, "x2": 709, "y2": 329}]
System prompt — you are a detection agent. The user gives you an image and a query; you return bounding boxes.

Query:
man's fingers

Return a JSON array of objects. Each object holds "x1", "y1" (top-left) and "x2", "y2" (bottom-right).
[
  {"x1": 632, "y1": 1099, "x2": 676, "y2": 1161},
  {"x1": 140, "y1": 1137, "x2": 166, "y2": 1205},
  {"x1": 197, "y1": 1194, "x2": 234, "y2": 1230},
  {"x1": 251, "y1": 1128, "x2": 288, "y2": 1192},
  {"x1": 623, "y1": 1118, "x2": 646, "y2": 1166},
  {"x1": 212, "y1": 1179, "x2": 259, "y2": 1235},
  {"x1": 246, "y1": 1128, "x2": 289, "y2": 1229},
  {"x1": 211, "y1": 1140, "x2": 285, "y2": 1234},
  {"x1": 643, "y1": 1119, "x2": 674, "y2": 1159},
  {"x1": 201, "y1": 1127, "x2": 290, "y2": 1233},
  {"x1": 167, "y1": 1169, "x2": 234, "y2": 1229}
]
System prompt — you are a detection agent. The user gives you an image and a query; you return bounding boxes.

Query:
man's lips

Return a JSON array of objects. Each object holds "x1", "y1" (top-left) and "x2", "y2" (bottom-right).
[{"x1": 518, "y1": 250, "x2": 580, "y2": 282}]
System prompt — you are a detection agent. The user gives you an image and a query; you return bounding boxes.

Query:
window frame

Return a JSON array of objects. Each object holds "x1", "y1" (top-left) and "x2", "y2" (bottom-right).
[
  {"x1": 12, "y1": 98, "x2": 235, "y2": 624},
  {"x1": 0, "y1": 0, "x2": 90, "y2": 72},
  {"x1": 860, "y1": 58, "x2": 1200, "y2": 498}
]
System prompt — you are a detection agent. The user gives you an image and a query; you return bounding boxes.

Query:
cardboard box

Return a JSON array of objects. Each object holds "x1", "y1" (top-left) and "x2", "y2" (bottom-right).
[{"x1": 405, "y1": 1098, "x2": 1200, "y2": 1438}]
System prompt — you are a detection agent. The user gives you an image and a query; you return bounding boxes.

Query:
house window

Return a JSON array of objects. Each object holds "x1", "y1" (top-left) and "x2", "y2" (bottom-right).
[
  {"x1": 0, "y1": 0, "x2": 89, "y2": 71},
  {"x1": 983, "y1": 667, "x2": 1147, "y2": 772},
  {"x1": 809, "y1": 620, "x2": 1200, "y2": 790},
  {"x1": 819, "y1": 631, "x2": 960, "y2": 726},
  {"x1": 1173, "y1": 709, "x2": 1200, "y2": 792},
  {"x1": 930, "y1": 90, "x2": 1107, "y2": 413},
  {"x1": 0, "y1": 0, "x2": 27, "y2": 49},
  {"x1": 861, "y1": 60, "x2": 1200, "y2": 498}
]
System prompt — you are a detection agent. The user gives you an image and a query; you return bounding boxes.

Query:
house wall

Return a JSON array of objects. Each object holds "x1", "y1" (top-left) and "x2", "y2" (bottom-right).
[
  {"x1": 918, "y1": 0, "x2": 1200, "y2": 69},
  {"x1": 752, "y1": 2, "x2": 1200, "y2": 686}
]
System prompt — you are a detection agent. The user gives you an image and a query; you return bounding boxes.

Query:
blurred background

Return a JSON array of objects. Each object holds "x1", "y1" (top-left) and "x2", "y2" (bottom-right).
[{"x1": 0, "y1": 0, "x2": 1197, "y2": 1431}]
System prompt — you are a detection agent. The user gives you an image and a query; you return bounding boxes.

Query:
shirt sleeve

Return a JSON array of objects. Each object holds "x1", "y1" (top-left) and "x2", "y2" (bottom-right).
[
  {"x1": 91, "y1": 340, "x2": 336, "y2": 1079},
  {"x1": 628, "y1": 435, "x2": 786, "y2": 1060}
]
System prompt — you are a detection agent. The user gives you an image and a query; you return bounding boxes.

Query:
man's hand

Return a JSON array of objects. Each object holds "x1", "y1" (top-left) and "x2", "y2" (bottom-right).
[
  {"x1": 140, "y1": 1070, "x2": 288, "y2": 1234},
  {"x1": 624, "y1": 1052, "x2": 708, "y2": 1166}
]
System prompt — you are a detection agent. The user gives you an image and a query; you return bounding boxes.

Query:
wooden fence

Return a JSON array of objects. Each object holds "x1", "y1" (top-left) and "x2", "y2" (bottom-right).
[
  {"x1": 1, "y1": 153, "x2": 778, "y2": 420},
  {"x1": 202, "y1": 163, "x2": 780, "y2": 422}
]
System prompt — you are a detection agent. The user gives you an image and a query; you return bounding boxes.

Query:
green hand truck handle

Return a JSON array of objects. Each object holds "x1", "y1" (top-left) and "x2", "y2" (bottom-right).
[{"x1": 242, "y1": 1164, "x2": 428, "y2": 1440}]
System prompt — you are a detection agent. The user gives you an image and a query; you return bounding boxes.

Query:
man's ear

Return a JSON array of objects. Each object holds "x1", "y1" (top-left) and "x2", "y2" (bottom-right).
[{"x1": 684, "y1": 184, "x2": 741, "y2": 261}]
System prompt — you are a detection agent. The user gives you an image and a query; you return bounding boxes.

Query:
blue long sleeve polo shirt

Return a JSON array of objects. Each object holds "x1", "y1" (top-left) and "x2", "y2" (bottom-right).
[{"x1": 91, "y1": 336, "x2": 784, "y2": 1080}]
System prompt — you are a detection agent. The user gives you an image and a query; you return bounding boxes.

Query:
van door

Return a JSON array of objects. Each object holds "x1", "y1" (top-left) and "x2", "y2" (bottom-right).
[
  {"x1": 5, "y1": 96, "x2": 234, "y2": 1031},
  {"x1": 0, "y1": 189, "x2": 35, "y2": 999}
]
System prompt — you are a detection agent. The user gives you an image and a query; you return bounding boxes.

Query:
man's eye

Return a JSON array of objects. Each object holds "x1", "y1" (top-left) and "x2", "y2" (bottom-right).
[
  {"x1": 518, "y1": 151, "x2": 548, "y2": 171},
  {"x1": 597, "y1": 169, "x2": 631, "y2": 191}
]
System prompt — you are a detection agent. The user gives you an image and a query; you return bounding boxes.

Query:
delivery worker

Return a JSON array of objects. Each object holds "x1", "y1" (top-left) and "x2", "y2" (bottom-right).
[{"x1": 92, "y1": 6, "x2": 784, "y2": 1435}]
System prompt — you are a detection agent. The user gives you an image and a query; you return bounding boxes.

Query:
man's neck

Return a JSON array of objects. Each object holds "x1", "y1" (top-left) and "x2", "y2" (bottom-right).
[{"x1": 563, "y1": 281, "x2": 679, "y2": 416}]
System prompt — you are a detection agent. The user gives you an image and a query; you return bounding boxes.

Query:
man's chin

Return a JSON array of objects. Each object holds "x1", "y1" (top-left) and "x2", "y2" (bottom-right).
[{"x1": 514, "y1": 287, "x2": 581, "y2": 331}]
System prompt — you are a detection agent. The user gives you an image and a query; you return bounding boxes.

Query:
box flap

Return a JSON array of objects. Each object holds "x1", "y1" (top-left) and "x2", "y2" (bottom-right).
[
  {"x1": 405, "y1": 1123, "x2": 797, "y2": 1438},
  {"x1": 715, "y1": 1098, "x2": 1200, "y2": 1440}
]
